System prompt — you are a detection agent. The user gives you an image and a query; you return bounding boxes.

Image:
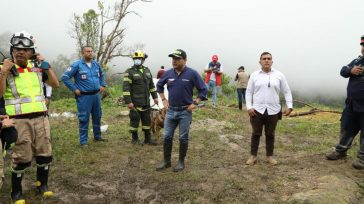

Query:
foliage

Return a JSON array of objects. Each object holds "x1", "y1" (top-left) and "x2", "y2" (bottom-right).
[{"x1": 69, "y1": 0, "x2": 151, "y2": 66}]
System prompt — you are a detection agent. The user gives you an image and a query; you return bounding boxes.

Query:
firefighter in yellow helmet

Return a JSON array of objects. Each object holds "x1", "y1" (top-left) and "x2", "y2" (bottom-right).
[
  {"x1": 123, "y1": 51, "x2": 159, "y2": 145},
  {"x1": 0, "y1": 31, "x2": 59, "y2": 204}
]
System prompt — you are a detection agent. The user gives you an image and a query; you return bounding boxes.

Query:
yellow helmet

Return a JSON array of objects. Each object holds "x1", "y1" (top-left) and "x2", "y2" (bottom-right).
[{"x1": 132, "y1": 50, "x2": 145, "y2": 59}]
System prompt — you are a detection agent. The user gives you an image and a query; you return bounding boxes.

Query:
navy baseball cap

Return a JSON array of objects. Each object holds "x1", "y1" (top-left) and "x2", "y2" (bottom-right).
[
  {"x1": 361, "y1": 35, "x2": 364, "y2": 45},
  {"x1": 168, "y1": 49, "x2": 187, "y2": 59}
]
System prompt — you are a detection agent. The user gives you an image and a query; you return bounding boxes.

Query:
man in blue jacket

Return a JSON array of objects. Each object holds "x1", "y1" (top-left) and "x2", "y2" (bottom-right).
[
  {"x1": 62, "y1": 46, "x2": 107, "y2": 146},
  {"x1": 156, "y1": 49, "x2": 207, "y2": 172},
  {"x1": 326, "y1": 35, "x2": 364, "y2": 169}
]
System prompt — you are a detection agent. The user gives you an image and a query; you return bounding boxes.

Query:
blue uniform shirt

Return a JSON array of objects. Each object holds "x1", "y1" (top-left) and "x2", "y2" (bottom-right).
[
  {"x1": 62, "y1": 58, "x2": 106, "y2": 93},
  {"x1": 157, "y1": 66, "x2": 207, "y2": 107}
]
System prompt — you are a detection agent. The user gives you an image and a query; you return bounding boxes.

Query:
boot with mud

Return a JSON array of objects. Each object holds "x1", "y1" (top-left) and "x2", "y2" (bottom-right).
[
  {"x1": 36, "y1": 165, "x2": 54, "y2": 198},
  {"x1": 156, "y1": 141, "x2": 172, "y2": 171},
  {"x1": 352, "y1": 159, "x2": 364, "y2": 170},
  {"x1": 326, "y1": 150, "x2": 347, "y2": 160},
  {"x1": 173, "y1": 142, "x2": 188, "y2": 172},
  {"x1": 131, "y1": 131, "x2": 139, "y2": 144},
  {"x1": 144, "y1": 130, "x2": 158, "y2": 146},
  {"x1": 11, "y1": 172, "x2": 25, "y2": 204}
]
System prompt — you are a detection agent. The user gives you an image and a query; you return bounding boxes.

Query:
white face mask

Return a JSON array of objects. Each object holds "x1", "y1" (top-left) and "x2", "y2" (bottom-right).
[{"x1": 133, "y1": 59, "x2": 142, "y2": 66}]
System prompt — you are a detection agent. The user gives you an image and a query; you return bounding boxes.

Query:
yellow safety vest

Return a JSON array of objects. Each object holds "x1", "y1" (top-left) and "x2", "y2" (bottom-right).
[{"x1": 1, "y1": 61, "x2": 47, "y2": 116}]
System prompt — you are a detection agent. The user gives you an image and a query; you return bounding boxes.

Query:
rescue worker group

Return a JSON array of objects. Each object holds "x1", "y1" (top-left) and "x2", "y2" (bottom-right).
[{"x1": 0, "y1": 31, "x2": 363, "y2": 204}]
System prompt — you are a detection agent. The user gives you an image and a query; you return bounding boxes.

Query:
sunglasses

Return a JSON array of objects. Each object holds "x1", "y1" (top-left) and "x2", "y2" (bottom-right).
[
  {"x1": 261, "y1": 57, "x2": 272, "y2": 60},
  {"x1": 11, "y1": 37, "x2": 34, "y2": 47}
]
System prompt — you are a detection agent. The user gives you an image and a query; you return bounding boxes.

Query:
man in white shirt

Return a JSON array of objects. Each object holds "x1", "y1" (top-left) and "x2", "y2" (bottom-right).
[{"x1": 245, "y1": 52, "x2": 293, "y2": 165}]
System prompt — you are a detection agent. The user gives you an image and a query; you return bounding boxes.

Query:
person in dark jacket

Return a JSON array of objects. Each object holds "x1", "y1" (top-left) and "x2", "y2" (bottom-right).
[
  {"x1": 156, "y1": 49, "x2": 207, "y2": 172},
  {"x1": 123, "y1": 51, "x2": 159, "y2": 145},
  {"x1": 326, "y1": 35, "x2": 364, "y2": 170}
]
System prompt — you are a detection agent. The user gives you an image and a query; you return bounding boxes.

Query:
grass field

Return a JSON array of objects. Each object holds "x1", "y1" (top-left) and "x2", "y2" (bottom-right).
[{"x1": 0, "y1": 96, "x2": 363, "y2": 204}]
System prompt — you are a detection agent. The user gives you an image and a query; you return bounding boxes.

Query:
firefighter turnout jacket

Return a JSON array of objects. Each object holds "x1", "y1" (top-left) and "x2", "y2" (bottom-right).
[{"x1": 123, "y1": 65, "x2": 158, "y2": 107}]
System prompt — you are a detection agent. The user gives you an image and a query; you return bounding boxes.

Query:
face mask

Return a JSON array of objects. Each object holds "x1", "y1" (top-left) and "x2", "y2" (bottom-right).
[{"x1": 133, "y1": 59, "x2": 142, "y2": 66}]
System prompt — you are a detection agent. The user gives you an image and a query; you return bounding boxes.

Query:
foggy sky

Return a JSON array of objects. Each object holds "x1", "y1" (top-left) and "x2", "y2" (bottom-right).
[{"x1": 1, "y1": 0, "x2": 363, "y2": 98}]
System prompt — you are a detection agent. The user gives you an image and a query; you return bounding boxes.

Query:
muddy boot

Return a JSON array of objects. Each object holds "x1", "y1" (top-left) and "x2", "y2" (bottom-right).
[
  {"x1": 131, "y1": 132, "x2": 139, "y2": 144},
  {"x1": 144, "y1": 131, "x2": 158, "y2": 146},
  {"x1": 326, "y1": 150, "x2": 347, "y2": 160},
  {"x1": 156, "y1": 141, "x2": 172, "y2": 171},
  {"x1": 173, "y1": 142, "x2": 188, "y2": 172},
  {"x1": 36, "y1": 165, "x2": 54, "y2": 198},
  {"x1": 238, "y1": 102, "x2": 242, "y2": 110},
  {"x1": 352, "y1": 159, "x2": 364, "y2": 169},
  {"x1": 11, "y1": 172, "x2": 25, "y2": 204}
]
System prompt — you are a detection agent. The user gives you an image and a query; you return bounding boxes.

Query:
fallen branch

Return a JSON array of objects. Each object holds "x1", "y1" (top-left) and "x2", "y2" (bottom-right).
[{"x1": 288, "y1": 101, "x2": 342, "y2": 117}]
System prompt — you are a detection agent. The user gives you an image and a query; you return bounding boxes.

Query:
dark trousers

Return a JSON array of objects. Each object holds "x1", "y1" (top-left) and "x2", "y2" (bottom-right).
[
  {"x1": 129, "y1": 107, "x2": 151, "y2": 132},
  {"x1": 250, "y1": 110, "x2": 279, "y2": 156},
  {"x1": 336, "y1": 107, "x2": 364, "y2": 160}
]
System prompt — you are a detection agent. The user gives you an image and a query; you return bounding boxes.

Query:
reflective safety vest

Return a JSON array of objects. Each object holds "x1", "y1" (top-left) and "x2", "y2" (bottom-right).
[{"x1": 2, "y1": 61, "x2": 47, "y2": 116}]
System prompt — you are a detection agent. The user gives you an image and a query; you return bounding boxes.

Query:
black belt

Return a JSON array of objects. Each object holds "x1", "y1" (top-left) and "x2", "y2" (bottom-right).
[
  {"x1": 10, "y1": 112, "x2": 47, "y2": 119},
  {"x1": 169, "y1": 106, "x2": 188, "y2": 111},
  {"x1": 81, "y1": 90, "x2": 100, "y2": 95}
]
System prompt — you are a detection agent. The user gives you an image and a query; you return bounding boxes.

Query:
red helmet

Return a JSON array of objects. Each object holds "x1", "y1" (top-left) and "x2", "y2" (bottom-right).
[{"x1": 212, "y1": 55, "x2": 218, "y2": 62}]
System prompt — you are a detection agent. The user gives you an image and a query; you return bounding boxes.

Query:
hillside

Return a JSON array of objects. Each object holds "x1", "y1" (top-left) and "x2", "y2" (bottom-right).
[{"x1": 0, "y1": 97, "x2": 363, "y2": 204}]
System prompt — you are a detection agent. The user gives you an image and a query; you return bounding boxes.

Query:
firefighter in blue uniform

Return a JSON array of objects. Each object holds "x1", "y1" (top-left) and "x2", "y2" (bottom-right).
[
  {"x1": 123, "y1": 51, "x2": 159, "y2": 145},
  {"x1": 62, "y1": 46, "x2": 107, "y2": 146}
]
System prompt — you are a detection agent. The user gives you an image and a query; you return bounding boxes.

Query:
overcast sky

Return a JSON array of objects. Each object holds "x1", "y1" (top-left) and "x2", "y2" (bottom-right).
[{"x1": 1, "y1": 0, "x2": 363, "y2": 97}]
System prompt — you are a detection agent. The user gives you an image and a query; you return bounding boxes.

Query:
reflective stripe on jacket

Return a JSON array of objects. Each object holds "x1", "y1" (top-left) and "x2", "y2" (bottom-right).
[{"x1": 1, "y1": 61, "x2": 47, "y2": 116}]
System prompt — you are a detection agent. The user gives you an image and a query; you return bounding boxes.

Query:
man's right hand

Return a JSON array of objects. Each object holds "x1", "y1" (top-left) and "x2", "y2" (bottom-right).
[
  {"x1": 248, "y1": 108, "x2": 257, "y2": 117},
  {"x1": 75, "y1": 89, "x2": 81, "y2": 96},
  {"x1": 127, "y1": 103, "x2": 134, "y2": 109},
  {"x1": 2, "y1": 59, "x2": 14, "y2": 74},
  {"x1": 162, "y1": 99, "x2": 169, "y2": 109},
  {"x1": 351, "y1": 65, "x2": 364, "y2": 76},
  {"x1": 0, "y1": 115, "x2": 15, "y2": 128}
]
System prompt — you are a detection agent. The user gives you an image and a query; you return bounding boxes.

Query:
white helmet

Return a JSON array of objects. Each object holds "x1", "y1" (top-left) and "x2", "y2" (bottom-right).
[{"x1": 10, "y1": 31, "x2": 36, "y2": 49}]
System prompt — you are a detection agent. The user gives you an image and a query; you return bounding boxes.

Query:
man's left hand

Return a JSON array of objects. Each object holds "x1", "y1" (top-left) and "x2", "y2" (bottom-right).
[
  {"x1": 187, "y1": 104, "x2": 196, "y2": 112},
  {"x1": 283, "y1": 108, "x2": 293, "y2": 116}
]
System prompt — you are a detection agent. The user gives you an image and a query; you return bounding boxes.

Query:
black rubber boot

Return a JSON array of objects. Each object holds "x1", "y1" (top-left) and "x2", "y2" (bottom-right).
[
  {"x1": 11, "y1": 172, "x2": 25, "y2": 204},
  {"x1": 156, "y1": 141, "x2": 172, "y2": 171},
  {"x1": 144, "y1": 131, "x2": 158, "y2": 146},
  {"x1": 36, "y1": 165, "x2": 54, "y2": 198},
  {"x1": 238, "y1": 102, "x2": 242, "y2": 110},
  {"x1": 131, "y1": 132, "x2": 139, "y2": 144},
  {"x1": 173, "y1": 142, "x2": 188, "y2": 172}
]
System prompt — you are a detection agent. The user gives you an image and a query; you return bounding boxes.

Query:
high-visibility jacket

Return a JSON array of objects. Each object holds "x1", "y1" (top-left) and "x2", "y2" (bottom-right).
[
  {"x1": 1, "y1": 61, "x2": 47, "y2": 116},
  {"x1": 123, "y1": 65, "x2": 158, "y2": 107}
]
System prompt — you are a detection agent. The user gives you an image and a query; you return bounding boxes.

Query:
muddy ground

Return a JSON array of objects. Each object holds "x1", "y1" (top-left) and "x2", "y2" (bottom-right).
[{"x1": 0, "y1": 101, "x2": 364, "y2": 204}]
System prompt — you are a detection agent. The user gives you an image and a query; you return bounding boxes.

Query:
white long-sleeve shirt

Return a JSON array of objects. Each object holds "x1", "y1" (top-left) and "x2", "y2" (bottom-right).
[{"x1": 245, "y1": 68, "x2": 293, "y2": 115}]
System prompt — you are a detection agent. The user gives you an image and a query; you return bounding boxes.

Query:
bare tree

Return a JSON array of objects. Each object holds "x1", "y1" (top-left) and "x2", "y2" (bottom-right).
[{"x1": 69, "y1": 0, "x2": 151, "y2": 67}]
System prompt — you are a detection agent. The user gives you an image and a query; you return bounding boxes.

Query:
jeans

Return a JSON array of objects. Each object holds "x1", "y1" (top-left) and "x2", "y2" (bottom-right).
[
  {"x1": 206, "y1": 80, "x2": 217, "y2": 106},
  {"x1": 76, "y1": 93, "x2": 102, "y2": 145},
  {"x1": 163, "y1": 109, "x2": 192, "y2": 143},
  {"x1": 237, "y1": 88, "x2": 246, "y2": 103}
]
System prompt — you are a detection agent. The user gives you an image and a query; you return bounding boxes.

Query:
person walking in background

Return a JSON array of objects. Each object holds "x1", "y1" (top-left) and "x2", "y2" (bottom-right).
[
  {"x1": 326, "y1": 35, "x2": 364, "y2": 170},
  {"x1": 245, "y1": 52, "x2": 293, "y2": 166},
  {"x1": 204, "y1": 55, "x2": 223, "y2": 108},
  {"x1": 156, "y1": 49, "x2": 207, "y2": 172},
  {"x1": 62, "y1": 46, "x2": 108, "y2": 147},
  {"x1": 123, "y1": 50, "x2": 159, "y2": 145},
  {"x1": 33, "y1": 53, "x2": 53, "y2": 109},
  {"x1": 235, "y1": 66, "x2": 249, "y2": 110},
  {"x1": 157, "y1": 65, "x2": 165, "y2": 79},
  {"x1": 0, "y1": 31, "x2": 59, "y2": 203}
]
